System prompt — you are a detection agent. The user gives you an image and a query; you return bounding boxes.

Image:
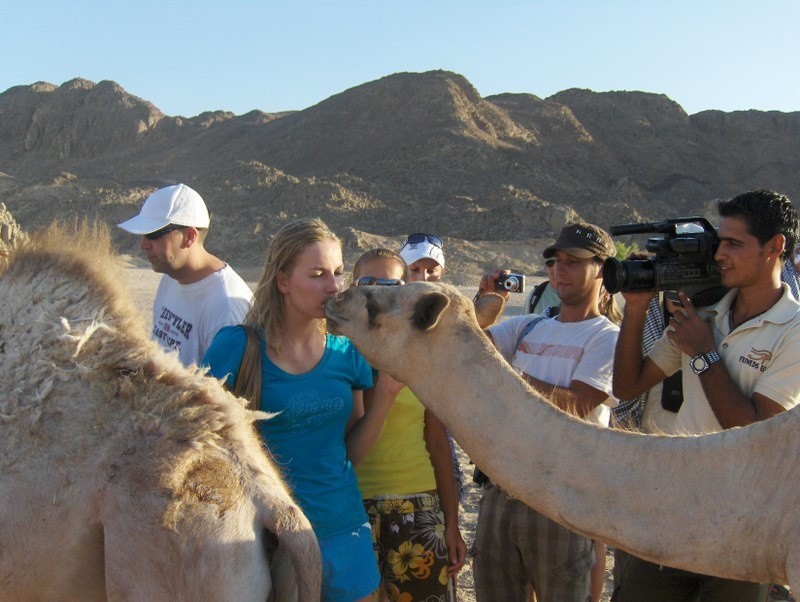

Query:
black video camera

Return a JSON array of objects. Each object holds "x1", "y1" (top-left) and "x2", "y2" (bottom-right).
[{"x1": 602, "y1": 217, "x2": 727, "y2": 306}]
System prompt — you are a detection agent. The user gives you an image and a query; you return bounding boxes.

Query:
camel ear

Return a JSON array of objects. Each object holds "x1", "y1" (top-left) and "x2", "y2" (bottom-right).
[{"x1": 411, "y1": 292, "x2": 450, "y2": 331}]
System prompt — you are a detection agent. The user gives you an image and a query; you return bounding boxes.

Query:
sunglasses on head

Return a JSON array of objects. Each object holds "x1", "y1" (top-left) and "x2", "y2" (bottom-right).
[
  {"x1": 402, "y1": 233, "x2": 443, "y2": 249},
  {"x1": 355, "y1": 276, "x2": 405, "y2": 287},
  {"x1": 144, "y1": 225, "x2": 186, "y2": 240}
]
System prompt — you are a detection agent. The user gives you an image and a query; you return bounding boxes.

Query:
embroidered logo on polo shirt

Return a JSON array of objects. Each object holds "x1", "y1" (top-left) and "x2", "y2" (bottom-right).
[{"x1": 738, "y1": 347, "x2": 772, "y2": 372}]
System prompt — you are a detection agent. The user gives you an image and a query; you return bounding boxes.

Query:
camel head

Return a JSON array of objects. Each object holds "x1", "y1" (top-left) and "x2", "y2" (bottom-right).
[{"x1": 325, "y1": 282, "x2": 480, "y2": 382}]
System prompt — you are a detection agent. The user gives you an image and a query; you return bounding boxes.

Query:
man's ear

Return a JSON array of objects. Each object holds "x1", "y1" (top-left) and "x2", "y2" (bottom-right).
[
  {"x1": 183, "y1": 226, "x2": 199, "y2": 247},
  {"x1": 411, "y1": 292, "x2": 450, "y2": 331},
  {"x1": 767, "y1": 233, "x2": 786, "y2": 259}
]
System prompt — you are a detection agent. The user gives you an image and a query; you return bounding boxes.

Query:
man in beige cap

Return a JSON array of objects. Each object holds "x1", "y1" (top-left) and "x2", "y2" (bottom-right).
[{"x1": 118, "y1": 183, "x2": 252, "y2": 366}]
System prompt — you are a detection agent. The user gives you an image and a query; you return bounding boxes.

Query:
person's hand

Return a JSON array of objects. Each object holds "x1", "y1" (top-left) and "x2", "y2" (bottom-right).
[
  {"x1": 374, "y1": 370, "x2": 405, "y2": 399},
  {"x1": 664, "y1": 291, "x2": 715, "y2": 356},
  {"x1": 617, "y1": 252, "x2": 656, "y2": 310},
  {"x1": 620, "y1": 289, "x2": 656, "y2": 312},
  {"x1": 444, "y1": 524, "x2": 467, "y2": 577},
  {"x1": 476, "y1": 269, "x2": 510, "y2": 300},
  {"x1": 474, "y1": 269, "x2": 509, "y2": 327}
]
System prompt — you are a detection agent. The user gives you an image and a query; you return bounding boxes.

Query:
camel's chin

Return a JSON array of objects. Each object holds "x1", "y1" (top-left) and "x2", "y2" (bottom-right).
[
  {"x1": 324, "y1": 298, "x2": 349, "y2": 335},
  {"x1": 325, "y1": 317, "x2": 342, "y2": 334}
]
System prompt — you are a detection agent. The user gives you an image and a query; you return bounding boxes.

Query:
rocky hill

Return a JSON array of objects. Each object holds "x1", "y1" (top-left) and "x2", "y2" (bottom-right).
[{"x1": 1, "y1": 70, "x2": 798, "y2": 284}]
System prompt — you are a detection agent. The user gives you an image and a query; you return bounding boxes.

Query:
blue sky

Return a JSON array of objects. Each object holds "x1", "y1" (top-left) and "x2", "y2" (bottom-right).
[{"x1": 2, "y1": 1, "x2": 798, "y2": 117}]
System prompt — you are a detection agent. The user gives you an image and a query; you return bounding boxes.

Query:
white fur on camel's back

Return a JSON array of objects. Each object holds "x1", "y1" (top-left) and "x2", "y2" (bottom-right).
[
  {"x1": 0, "y1": 222, "x2": 320, "y2": 600},
  {"x1": 325, "y1": 281, "x2": 800, "y2": 592}
]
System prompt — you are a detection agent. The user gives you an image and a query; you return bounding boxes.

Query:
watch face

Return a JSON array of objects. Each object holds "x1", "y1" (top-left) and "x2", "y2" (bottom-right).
[{"x1": 691, "y1": 355, "x2": 707, "y2": 372}]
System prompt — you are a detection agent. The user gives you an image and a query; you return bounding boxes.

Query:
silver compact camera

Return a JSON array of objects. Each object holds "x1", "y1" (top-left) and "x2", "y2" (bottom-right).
[{"x1": 495, "y1": 273, "x2": 526, "y2": 293}]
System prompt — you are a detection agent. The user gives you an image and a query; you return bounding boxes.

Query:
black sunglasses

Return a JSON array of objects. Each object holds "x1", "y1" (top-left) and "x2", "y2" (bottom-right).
[
  {"x1": 402, "y1": 233, "x2": 443, "y2": 249},
  {"x1": 144, "y1": 225, "x2": 186, "y2": 240},
  {"x1": 355, "y1": 276, "x2": 405, "y2": 287}
]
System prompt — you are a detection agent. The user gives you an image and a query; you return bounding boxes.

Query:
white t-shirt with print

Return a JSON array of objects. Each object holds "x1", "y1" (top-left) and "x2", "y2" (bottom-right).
[
  {"x1": 489, "y1": 314, "x2": 620, "y2": 426},
  {"x1": 151, "y1": 264, "x2": 253, "y2": 367}
]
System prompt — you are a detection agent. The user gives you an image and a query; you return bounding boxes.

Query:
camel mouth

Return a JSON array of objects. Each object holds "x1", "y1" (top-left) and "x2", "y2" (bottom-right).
[
  {"x1": 323, "y1": 298, "x2": 344, "y2": 333},
  {"x1": 324, "y1": 288, "x2": 367, "y2": 334}
]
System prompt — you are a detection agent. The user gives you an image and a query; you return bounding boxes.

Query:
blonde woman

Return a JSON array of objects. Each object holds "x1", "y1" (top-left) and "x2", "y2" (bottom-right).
[{"x1": 203, "y1": 218, "x2": 397, "y2": 601}]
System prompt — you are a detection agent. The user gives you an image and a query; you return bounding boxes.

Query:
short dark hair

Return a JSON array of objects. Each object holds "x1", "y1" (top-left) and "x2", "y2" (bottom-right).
[{"x1": 718, "y1": 190, "x2": 799, "y2": 260}]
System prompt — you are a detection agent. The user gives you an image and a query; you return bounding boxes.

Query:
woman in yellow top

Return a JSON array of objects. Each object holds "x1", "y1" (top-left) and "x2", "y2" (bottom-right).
[{"x1": 352, "y1": 243, "x2": 466, "y2": 602}]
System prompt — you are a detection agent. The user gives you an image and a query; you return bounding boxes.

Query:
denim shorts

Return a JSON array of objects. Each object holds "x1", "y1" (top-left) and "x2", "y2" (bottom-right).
[{"x1": 318, "y1": 522, "x2": 381, "y2": 601}]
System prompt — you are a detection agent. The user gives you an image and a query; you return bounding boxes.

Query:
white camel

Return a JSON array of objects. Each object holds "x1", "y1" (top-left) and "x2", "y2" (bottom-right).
[
  {"x1": 0, "y1": 223, "x2": 320, "y2": 600},
  {"x1": 325, "y1": 281, "x2": 800, "y2": 592}
]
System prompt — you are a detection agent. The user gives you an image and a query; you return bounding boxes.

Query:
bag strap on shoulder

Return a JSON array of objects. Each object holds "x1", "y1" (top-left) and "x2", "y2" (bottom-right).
[
  {"x1": 513, "y1": 315, "x2": 548, "y2": 353},
  {"x1": 527, "y1": 279, "x2": 551, "y2": 313}
]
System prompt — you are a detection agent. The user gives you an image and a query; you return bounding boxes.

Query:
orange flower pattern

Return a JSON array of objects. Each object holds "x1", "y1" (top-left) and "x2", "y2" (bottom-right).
[{"x1": 364, "y1": 492, "x2": 454, "y2": 601}]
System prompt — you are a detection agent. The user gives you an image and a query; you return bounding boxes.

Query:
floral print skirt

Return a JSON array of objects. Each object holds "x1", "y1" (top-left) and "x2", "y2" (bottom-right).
[{"x1": 363, "y1": 492, "x2": 455, "y2": 602}]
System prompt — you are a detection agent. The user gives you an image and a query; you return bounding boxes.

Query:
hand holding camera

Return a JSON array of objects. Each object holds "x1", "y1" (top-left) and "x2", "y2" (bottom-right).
[
  {"x1": 663, "y1": 291, "x2": 716, "y2": 358},
  {"x1": 495, "y1": 272, "x2": 526, "y2": 293},
  {"x1": 475, "y1": 269, "x2": 527, "y2": 301}
]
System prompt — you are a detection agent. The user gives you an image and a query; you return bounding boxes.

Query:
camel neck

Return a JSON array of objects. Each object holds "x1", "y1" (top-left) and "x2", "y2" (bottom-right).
[{"x1": 411, "y1": 325, "x2": 791, "y2": 586}]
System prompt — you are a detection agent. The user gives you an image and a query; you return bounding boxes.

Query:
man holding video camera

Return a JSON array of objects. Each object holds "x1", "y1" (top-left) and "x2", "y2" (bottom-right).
[
  {"x1": 612, "y1": 190, "x2": 800, "y2": 601},
  {"x1": 471, "y1": 222, "x2": 620, "y2": 602}
]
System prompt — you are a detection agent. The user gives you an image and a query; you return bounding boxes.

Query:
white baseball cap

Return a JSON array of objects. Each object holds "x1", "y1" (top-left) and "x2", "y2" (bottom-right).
[
  {"x1": 117, "y1": 183, "x2": 210, "y2": 234},
  {"x1": 399, "y1": 233, "x2": 445, "y2": 268}
]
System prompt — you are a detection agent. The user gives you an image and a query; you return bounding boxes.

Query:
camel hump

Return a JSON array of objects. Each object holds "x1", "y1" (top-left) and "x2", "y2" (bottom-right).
[{"x1": 2, "y1": 219, "x2": 145, "y2": 341}]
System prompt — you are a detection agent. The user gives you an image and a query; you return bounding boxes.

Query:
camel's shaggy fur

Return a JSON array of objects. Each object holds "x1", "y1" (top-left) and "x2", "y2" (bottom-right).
[
  {"x1": 0, "y1": 222, "x2": 320, "y2": 600},
  {"x1": 325, "y1": 282, "x2": 800, "y2": 592}
]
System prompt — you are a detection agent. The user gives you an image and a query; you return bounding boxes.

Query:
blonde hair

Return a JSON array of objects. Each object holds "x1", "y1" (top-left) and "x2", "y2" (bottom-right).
[
  {"x1": 244, "y1": 218, "x2": 341, "y2": 352},
  {"x1": 350, "y1": 248, "x2": 407, "y2": 285},
  {"x1": 593, "y1": 257, "x2": 622, "y2": 324},
  {"x1": 599, "y1": 286, "x2": 622, "y2": 324}
]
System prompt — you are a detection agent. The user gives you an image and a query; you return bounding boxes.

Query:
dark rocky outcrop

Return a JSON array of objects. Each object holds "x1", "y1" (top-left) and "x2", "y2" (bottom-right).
[{"x1": 1, "y1": 71, "x2": 798, "y2": 283}]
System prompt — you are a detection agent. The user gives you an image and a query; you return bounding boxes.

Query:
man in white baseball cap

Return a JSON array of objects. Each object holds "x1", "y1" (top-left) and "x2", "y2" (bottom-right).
[{"x1": 118, "y1": 183, "x2": 252, "y2": 366}]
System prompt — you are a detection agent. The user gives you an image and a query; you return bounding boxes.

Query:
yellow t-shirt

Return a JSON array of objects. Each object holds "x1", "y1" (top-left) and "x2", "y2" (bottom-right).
[{"x1": 356, "y1": 386, "x2": 437, "y2": 498}]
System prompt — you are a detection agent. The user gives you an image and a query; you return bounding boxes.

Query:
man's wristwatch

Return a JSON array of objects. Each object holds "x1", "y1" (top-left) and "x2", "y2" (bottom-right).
[{"x1": 690, "y1": 350, "x2": 721, "y2": 375}]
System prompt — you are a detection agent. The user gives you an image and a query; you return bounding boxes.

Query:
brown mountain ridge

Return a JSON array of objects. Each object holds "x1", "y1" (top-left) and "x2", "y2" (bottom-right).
[{"x1": 1, "y1": 70, "x2": 798, "y2": 284}]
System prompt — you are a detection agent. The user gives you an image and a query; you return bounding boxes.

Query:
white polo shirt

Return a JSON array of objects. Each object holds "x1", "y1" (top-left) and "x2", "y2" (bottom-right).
[{"x1": 647, "y1": 284, "x2": 800, "y2": 434}]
